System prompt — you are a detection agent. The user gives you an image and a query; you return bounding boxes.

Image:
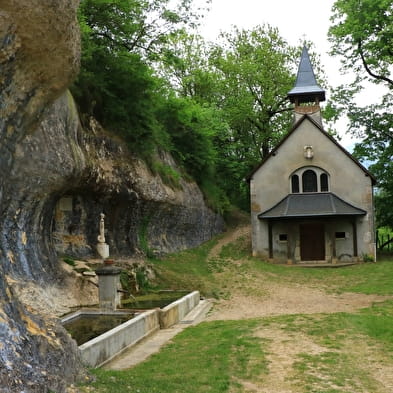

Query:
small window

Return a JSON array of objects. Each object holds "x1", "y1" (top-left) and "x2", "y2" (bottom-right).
[
  {"x1": 335, "y1": 232, "x2": 346, "y2": 239},
  {"x1": 279, "y1": 234, "x2": 288, "y2": 242},
  {"x1": 291, "y1": 175, "x2": 299, "y2": 193},
  {"x1": 302, "y1": 170, "x2": 317, "y2": 192},
  {"x1": 321, "y1": 173, "x2": 329, "y2": 192}
]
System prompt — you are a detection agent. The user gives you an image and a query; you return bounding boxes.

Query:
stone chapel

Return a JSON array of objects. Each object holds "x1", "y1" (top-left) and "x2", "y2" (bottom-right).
[{"x1": 248, "y1": 46, "x2": 376, "y2": 264}]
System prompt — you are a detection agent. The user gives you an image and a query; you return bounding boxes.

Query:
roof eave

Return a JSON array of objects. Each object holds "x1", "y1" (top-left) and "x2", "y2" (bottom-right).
[
  {"x1": 246, "y1": 114, "x2": 377, "y2": 185},
  {"x1": 287, "y1": 91, "x2": 326, "y2": 103},
  {"x1": 258, "y1": 212, "x2": 366, "y2": 220}
]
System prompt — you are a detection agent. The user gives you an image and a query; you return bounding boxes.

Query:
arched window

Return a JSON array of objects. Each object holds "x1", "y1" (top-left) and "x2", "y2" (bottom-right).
[
  {"x1": 291, "y1": 175, "x2": 300, "y2": 193},
  {"x1": 290, "y1": 167, "x2": 330, "y2": 193},
  {"x1": 302, "y1": 170, "x2": 317, "y2": 192},
  {"x1": 320, "y1": 173, "x2": 329, "y2": 192}
]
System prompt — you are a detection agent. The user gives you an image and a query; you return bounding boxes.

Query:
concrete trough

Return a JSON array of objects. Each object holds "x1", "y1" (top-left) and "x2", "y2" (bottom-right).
[
  {"x1": 69, "y1": 309, "x2": 160, "y2": 368},
  {"x1": 159, "y1": 290, "x2": 200, "y2": 328},
  {"x1": 62, "y1": 291, "x2": 200, "y2": 367}
]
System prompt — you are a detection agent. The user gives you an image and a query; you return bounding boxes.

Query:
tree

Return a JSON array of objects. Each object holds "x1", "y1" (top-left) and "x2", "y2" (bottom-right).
[
  {"x1": 210, "y1": 26, "x2": 298, "y2": 159},
  {"x1": 157, "y1": 31, "x2": 219, "y2": 103},
  {"x1": 329, "y1": 0, "x2": 393, "y2": 87},
  {"x1": 72, "y1": 0, "x2": 208, "y2": 154},
  {"x1": 158, "y1": 26, "x2": 326, "y2": 209},
  {"x1": 207, "y1": 26, "x2": 299, "y2": 208},
  {"x1": 328, "y1": 0, "x2": 393, "y2": 229},
  {"x1": 78, "y1": 0, "x2": 208, "y2": 61}
]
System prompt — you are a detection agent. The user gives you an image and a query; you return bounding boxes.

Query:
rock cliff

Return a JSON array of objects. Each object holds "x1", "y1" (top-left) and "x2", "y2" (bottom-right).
[
  {"x1": 0, "y1": 1, "x2": 223, "y2": 392},
  {"x1": 7, "y1": 91, "x2": 223, "y2": 281}
]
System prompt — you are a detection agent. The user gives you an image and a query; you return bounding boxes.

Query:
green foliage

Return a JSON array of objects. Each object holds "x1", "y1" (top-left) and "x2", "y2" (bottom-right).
[
  {"x1": 73, "y1": 1, "x2": 328, "y2": 213},
  {"x1": 119, "y1": 270, "x2": 131, "y2": 293},
  {"x1": 208, "y1": 26, "x2": 299, "y2": 209},
  {"x1": 157, "y1": 95, "x2": 219, "y2": 184},
  {"x1": 150, "y1": 160, "x2": 182, "y2": 189},
  {"x1": 78, "y1": 0, "x2": 206, "y2": 61},
  {"x1": 63, "y1": 256, "x2": 76, "y2": 266},
  {"x1": 362, "y1": 253, "x2": 374, "y2": 263},
  {"x1": 72, "y1": 0, "x2": 208, "y2": 156},
  {"x1": 198, "y1": 179, "x2": 231, "y2": 216},
  {"x1": 329, "y1": 0, "x2": 393, "y2": 85},
  {"x1": 158, "y1": 32, "x2": 218, "y2": 102},
  {"x1": 135, "y1": 267, "x2": 151, "y2": 292},
  {"x1": 138, "y1": 215, "x2": 156, "y2": 258},
  {"x1": 72, "y1": 1, "x2": 232, "y2": 212},
  {"x1": 156, "y1": 27, "x2": 324, "y2": 210},
  {"x1": 72, "y1": 15, "x2": 165, "y2": 153},
  {"x1": 328, "y1": 0, "x2": 393, "y2": 229}
]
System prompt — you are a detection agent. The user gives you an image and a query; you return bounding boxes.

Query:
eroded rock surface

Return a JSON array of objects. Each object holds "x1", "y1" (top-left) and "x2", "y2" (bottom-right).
[
  {"x1": 0, "y1": 1, "x2": 84, "y2": 392},
  {"x1": 0, "y1": 1, "x2": 223, "y2": 391},
  {"x1": 7, "y1": 92, "x2": 223, "y2": 280}
]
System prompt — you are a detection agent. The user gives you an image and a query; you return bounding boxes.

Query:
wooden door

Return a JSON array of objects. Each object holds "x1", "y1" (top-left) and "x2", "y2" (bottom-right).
[{"x1": 300, "y1": 223, "x2": 325, "y2": 261}]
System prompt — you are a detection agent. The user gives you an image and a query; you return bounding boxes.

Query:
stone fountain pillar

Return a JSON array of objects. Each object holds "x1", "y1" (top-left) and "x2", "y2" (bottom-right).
[
  {"x1": 95, "y1": 262, "x2": 122, "y2": 310},
  {"x1": 96, "y1": 213, "x2": 109, "y2": 259}
]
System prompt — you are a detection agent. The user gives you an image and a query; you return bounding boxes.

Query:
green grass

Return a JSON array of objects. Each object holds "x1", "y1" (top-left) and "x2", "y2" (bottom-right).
[
  {"x1": 147, "y1": 229, "x2": 393, "y2": 297},
  {"x1": 79, "y1": 231, "x2": 393, "y2": 392},
  {"x1": 293, "y1": 351, "x2": 380, "y2": 393},
  {"x1": 80, "y1": 302, "x2": 393, "y2": 393},
  {"x1": 148, "y1": 236, "x2": 222, "y2": 297},
  {"x1": 268, "y1": 301, "x2": 393, "y2": 349},
  {"x1": 81, "y1": 320, "x2": 268, "y2": 393},
  {"x1": 250, "y1": 259, "x2": 393, "y2": 295}
]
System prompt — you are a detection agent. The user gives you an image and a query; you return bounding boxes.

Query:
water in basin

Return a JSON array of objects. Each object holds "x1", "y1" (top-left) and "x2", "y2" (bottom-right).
[
  {"x1": 121, "y1": 290, "x2": 189, "y2": 309},
  {"x1": 63, "y1": 312, "x2": 135, "y2": 345}
]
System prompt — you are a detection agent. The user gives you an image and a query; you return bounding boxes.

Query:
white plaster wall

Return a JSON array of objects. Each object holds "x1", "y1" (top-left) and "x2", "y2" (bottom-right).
[{"x1": 250, "y1": 117, "x2": 375, "y2": 260}]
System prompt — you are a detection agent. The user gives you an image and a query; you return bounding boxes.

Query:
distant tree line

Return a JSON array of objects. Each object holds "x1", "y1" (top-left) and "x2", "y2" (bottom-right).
[{"x1": 72, "y1": 0, "x2": 393, "y2": 229}]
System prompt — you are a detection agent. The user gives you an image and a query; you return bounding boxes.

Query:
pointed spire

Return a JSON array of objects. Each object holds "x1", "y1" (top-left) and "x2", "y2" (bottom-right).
[{"x1": 287, "y1": 46, "x2": 325, "y2": 104}]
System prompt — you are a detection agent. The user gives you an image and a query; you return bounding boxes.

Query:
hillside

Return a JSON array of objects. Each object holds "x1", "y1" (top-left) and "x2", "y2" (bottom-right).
[{"x1": 83, "y1": 224, "x2": 393, "y2": 393}]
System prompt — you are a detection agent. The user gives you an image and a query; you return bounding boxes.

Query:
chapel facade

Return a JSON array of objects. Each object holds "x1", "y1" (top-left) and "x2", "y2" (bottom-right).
[{"x1": 249, "y1": 47, "x2": 376, "y2": 264}]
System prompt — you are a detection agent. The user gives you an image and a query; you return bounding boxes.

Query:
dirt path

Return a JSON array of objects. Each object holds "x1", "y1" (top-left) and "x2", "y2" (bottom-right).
[
  {"x1": 205, "y1": 225, "x2": 393, "y2": 393},
  {"x1": 207, "y1": 225, "x2": 391, "y2": 321},
  {"x1": 208, "y1": 225, "x2": 251, "y2": 260},
  {"x1": 241, "y1": 325, "x2": 393, "y2": 393}
]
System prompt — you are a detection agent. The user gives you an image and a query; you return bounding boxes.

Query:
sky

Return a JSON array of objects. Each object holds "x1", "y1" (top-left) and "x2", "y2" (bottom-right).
[{"x1": 194, "y1": 0, "x2": 370, "y2": 149}]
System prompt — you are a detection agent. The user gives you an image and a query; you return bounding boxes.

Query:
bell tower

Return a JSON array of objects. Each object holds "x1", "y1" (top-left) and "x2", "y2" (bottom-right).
[{"x1": 287, "y1": 46, "x2": 325, "y2": 124}]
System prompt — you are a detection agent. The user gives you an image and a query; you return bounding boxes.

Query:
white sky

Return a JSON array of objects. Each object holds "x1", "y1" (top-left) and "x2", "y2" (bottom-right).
[{"x1": 194, "y1": 0, "x2": 376, "y2": 149}]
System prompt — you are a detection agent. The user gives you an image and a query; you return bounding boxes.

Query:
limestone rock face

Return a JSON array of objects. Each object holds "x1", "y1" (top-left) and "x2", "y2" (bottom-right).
[
  {"x1": 0, "y1": 1, "x2": 84, "y2": 392},
  {"x1": 0, "y1": 1, "x2": 223, "y2": 391},
  {"x1": 6, "y1": 92, "x2": 224, "y2": 281},
  {"x1": 0, "y1": 85, "x2": 224, "y2": 393}
]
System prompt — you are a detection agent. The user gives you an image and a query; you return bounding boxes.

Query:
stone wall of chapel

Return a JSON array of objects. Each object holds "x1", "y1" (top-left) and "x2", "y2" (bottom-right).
[{"x1": 250, "y1": 118, "x2": 375, "y2": 260}]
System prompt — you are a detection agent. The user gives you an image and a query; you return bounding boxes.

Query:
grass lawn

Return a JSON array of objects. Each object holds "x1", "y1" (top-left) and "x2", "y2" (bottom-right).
[
  {"x1": 79, "y1": 231, "x2": 393, "y2": 393},
  {"x1": 148, "y1": 232, "x2": 393, "y2": 297},
  {"x1": 81, "y1": 301, "x2": 393, "y2": 393}
]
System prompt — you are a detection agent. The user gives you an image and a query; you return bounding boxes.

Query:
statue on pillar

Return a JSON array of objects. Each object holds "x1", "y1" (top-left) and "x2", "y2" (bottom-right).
[
  {"x1": 96, "y1": 212, "x2": 109, "y2": 259},
  {"x1": 97, "y1": 213, "x2": 106, "y2": 243}
]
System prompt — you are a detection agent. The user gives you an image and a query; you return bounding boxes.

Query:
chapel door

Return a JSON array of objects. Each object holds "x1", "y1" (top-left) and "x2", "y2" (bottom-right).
[{"x1": 300, "y1": 223, "x2": 325, "y2": 261}]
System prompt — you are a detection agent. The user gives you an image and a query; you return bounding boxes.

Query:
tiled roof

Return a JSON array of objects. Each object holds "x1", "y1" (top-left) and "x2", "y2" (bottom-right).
[{"x1": 258, "y1": 192, "x2": 366, "y2": 219}]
